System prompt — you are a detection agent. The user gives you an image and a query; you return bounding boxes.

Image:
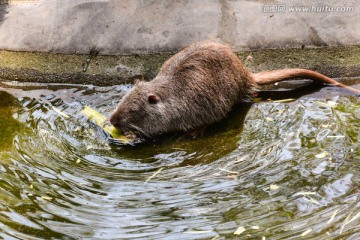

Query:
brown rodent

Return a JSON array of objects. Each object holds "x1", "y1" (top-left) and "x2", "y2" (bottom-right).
[{"x1": 110, "y1": 41, "x2": 360, "y2": 138}]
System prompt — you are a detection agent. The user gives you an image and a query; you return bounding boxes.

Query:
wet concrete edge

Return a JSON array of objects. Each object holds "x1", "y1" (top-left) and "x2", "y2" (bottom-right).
[{"x1": 1, "y1": 45, "x2": 360, "y2": 89}]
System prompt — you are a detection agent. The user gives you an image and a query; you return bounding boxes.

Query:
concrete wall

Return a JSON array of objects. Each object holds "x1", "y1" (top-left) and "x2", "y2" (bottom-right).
[{"x1": 0, "y1": 0, "x2": 359, "y2": 55}]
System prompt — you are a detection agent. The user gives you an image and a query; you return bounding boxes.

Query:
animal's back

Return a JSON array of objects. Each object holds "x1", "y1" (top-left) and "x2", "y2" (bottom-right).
[
  {"x1": 152, "y1": 41, "x2": 256, "y2": 131},
  {"x1": 159, "y1": 41, "x2": 256, "y2": 95}
]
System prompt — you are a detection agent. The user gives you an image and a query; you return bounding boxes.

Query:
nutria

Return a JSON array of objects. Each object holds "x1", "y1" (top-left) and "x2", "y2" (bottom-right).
[{"x1": 110, "y1": 41, "x2": 360, "y2": 138}]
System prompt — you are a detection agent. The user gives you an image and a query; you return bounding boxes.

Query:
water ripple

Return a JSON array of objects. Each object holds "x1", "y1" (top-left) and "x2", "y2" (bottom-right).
[{"x1": 0, "y1": 83, "x2": 359, "y2": 239}]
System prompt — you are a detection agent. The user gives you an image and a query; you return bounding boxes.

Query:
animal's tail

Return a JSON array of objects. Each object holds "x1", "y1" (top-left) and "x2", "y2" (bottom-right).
[{"x1": 252, "y1": 68, "x2": 360, "y2": 94}]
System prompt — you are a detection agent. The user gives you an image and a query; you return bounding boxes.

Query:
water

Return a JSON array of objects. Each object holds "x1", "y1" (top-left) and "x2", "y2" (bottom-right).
[{"x1": 0, "y1": 81, "x2": 359, "y2": 239}]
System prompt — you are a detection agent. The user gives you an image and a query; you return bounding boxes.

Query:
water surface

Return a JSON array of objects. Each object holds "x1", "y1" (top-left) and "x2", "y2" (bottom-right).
[{"x1": 0, "y1": 81, "x2": 359, "y2": 239}]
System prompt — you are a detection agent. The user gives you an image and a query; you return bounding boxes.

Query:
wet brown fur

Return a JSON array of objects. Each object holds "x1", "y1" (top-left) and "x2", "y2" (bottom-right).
[{"x1": 110, "y1": 41, "x2": 360, "y2": 138}]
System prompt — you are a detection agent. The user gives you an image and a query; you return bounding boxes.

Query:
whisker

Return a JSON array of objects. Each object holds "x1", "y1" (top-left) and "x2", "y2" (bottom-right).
[{"x1": 129, "y1": 124, "x2": 151, "y2": 138}]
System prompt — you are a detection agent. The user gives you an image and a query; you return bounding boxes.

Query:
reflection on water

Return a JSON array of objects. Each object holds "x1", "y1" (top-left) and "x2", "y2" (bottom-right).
[
  {"x1": 0, "y1": 81, "x2": 359, "y2": 239},
  {"x1": 0, "y1": 91, "x2": 23, "y2": 156}
]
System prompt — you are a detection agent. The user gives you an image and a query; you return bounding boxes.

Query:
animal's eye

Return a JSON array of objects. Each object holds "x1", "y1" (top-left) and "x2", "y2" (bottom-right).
[{"x1": 148, "y1": 95, "x2": 159, "y2": 104}]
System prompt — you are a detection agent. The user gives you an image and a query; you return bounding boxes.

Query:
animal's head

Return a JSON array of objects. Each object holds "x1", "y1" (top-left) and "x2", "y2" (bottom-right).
[{"x1": 110, "y1": 80, "x2": 172, "y2": 138}]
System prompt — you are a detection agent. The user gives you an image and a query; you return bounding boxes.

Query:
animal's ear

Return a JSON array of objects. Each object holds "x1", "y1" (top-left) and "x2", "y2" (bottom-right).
[{"x1": 148, "y1": 95, "x2": 159, "y2": 104}]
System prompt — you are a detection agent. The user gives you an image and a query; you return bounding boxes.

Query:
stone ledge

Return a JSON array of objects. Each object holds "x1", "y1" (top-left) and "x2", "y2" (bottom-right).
[{"x1": 1, "y1": 46, "x2": 360, "y2": 88}]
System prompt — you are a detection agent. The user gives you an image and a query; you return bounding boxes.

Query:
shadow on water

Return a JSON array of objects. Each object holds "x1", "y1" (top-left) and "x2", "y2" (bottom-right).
[
  {"x1": 258, "y1": 82, "x2": 324, "y2": 100},
  {"x1": 258, "y1": 79, "x2": 360, "y2": 100}
]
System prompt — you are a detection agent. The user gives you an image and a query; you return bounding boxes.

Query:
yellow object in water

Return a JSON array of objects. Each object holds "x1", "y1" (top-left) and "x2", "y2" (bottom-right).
[{"x1": 80, "y1": 106, "x2": 131, "y2": 144}]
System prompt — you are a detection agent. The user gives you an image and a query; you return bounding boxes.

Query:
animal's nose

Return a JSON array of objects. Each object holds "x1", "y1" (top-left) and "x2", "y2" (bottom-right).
[{"x1": 109, "y1": 114, "x2": 121, "y2": 128}]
